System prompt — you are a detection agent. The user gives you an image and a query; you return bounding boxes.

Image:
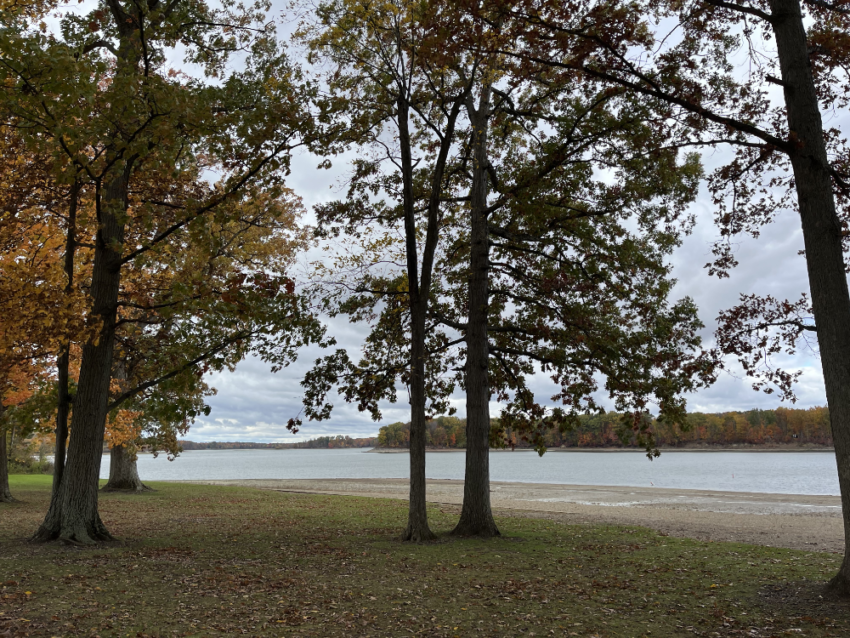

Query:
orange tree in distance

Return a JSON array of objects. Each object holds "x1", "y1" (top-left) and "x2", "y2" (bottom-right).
[{"x1": 99, "y1": 180, "x2": 314, "y2": 492}]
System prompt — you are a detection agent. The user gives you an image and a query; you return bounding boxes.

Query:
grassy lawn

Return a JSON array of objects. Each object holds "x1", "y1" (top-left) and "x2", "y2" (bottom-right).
[{"x1": 1, "y1": 476, "x2": 848, "y2": 637}]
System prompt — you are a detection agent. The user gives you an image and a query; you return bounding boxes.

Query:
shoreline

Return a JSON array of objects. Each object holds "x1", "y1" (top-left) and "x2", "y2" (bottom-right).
[
  {"x1": 184, "y1": 478, "x2": 845, "y2": 553},
  {"x1": 368, "y1": 445, "x2": 835, "y2": 453},
  {"x1": 123, "y1": 445, "x2": 835, "y2": 457}
]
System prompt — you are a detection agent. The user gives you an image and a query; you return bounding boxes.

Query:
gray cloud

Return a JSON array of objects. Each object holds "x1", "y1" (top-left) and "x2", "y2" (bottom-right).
[
  {"x1": 186, "y1": 63, "x2": 834, "y2": 443},
  {"x1": 190, "y1": 153, "x2": 830, "y2": 442}
]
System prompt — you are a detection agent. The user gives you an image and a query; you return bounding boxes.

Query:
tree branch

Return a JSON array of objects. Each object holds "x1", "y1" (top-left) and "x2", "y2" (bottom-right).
[
  {"x1": 107, "y1": 336, "x2": 245, "y2": 412},
  {"x1": 703, "y1": 0, "x2": 774, "y2": 22}
]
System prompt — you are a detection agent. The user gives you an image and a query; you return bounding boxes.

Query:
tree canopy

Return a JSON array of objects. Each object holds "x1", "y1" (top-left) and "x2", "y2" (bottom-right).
[{"x1": 2, "y1": 0, "x2": 850, "y2": 597}]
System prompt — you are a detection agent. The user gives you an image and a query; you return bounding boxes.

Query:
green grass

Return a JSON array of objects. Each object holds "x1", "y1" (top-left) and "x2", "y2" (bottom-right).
[
  {"x1": 1, "y1": 476, "x2": 849, "y2": 637},
  {"x1": 4, "y1": 474, "x2": 53, "y2": 488}
]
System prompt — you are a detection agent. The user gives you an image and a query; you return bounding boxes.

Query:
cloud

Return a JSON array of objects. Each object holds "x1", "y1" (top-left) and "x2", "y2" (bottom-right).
[
  {"x1": 189, "y1": 165, "x2": 829, "y2": 442},
  {"x1": 184, "y1": 54, "x2": 832, "y2": 444}
]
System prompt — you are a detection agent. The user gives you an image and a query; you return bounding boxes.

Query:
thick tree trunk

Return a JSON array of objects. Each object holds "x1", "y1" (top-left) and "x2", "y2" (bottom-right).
[
  {"x1": 102, "y1": 444, "x2": 151, "y2": 493},
  {"x1": 32, "y1": 171, "x2": 128, "y2": 544},
  {"x1": 453, "y1": 86, "x2": 499, "y2": 538},
  {"x1": 0, "y1": 409, "x2": 13, "y2": 503},
  {"x1": 769, "y1": 0, "x2": 850, "y2": 593}
]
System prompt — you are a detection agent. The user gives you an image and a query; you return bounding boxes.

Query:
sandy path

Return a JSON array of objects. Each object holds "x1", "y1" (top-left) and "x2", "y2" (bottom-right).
[{"x1": 186, "y1": 478, "x2": 844, "y2": 553}]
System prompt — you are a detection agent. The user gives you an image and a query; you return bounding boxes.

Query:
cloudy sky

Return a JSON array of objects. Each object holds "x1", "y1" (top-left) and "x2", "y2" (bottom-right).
[
  {"x1": 187, "y1": 146, "x2": 828, "y2": 443},
  {"x1": 182, "y1": 8, "x2": 837, "y2": 443}
]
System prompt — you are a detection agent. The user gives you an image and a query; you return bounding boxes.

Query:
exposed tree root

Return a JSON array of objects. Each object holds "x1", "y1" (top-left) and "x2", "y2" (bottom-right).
[
  {"x1": 401, "y1": 525, "x2": 437, "y2": 542},
  {"x1": 32, "y1": 512, "x2": 115, "y2": 544},
  {"x1": 451, "y1": 521, "x2": 501, "y2": 538},
  {"x1": 827, "y1": 572, "x2": 850, "y2": 597}
]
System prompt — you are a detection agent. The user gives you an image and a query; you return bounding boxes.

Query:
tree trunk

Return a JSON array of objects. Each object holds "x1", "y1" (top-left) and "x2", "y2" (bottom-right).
[
  {"x1": 53, "y1": 180, "x2": 77, "y2": 493},
  {"x1": 53, "y1": 349, "x2": 71, "y2": 494},
  {"x1": 403, "y1": 303, "x2": 436, "y2": 541},
  {"x1": 770, "y1": 0, "x2": 850, "y2": 593},
  {"x1": 398, "y1": 94, "x2": 437, "y2": 542},
  {"x1": 102, "y1": 444, "x2": 151, "y2": 493},
  {"x1": 0, "y1": 408, "x2": 13, "y2": 503},
  {"x1": 32, "y1": 170, "x2": 128, "y2": 544},
  {"x1": 453, "y1": 86, "x2": 499, "y2": 538}
]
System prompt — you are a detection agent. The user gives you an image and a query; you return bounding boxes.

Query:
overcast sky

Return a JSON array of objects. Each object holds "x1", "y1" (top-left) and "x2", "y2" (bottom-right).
[
  {"x1": 187, "y1": 144, "x2": 828, "y2": 443},
  {"x1": 41, "y1": 0, "x2": 834, "y2": 444},
  {"x1": 146, "y1": 5, "x2": 836, "y2": 443}
]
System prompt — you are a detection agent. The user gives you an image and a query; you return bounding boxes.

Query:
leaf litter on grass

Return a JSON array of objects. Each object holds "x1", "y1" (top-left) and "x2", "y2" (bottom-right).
[{"x1": 0, "y1": 478, "x2": 849, "y2": 637}]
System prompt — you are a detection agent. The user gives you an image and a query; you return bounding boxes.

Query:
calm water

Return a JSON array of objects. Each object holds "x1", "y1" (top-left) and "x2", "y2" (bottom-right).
[{"x1": 102, "y1": 449, "x2": 841, "y2": 496}]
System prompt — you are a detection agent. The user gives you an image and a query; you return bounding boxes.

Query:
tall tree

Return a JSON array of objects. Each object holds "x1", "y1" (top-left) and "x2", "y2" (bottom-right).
[
  {"x1": 501, "y1": 0, "x2": 850, "y2": 591},
  {"x1": 391, "y1": 6, "x2": 713, "y2": 536},
  {"x1": 1, "y1": 0, "x2": 319, "y2": 543},
  {"x1": 454, "y1": 79, "x2": 497, "y2": 536},
  {"x1": 301, "y1": 0, "x2": 714, "y2": 539},
  {"x1": 298, "y1": 0, "x2": 473, "y2": 541}
]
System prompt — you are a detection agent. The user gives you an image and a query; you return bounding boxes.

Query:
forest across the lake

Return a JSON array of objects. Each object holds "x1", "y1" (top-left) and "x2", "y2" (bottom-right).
[
  {"x1": 375, "y1": 406, "x2": 833, "y2": 450},
  {"x1": 167, "y1": 407, "x2": 832, "y2": 450},
  {"x1": 171, "y1": 406, "x2": 834, "y2": 452},
  {"x1": 177, "y1": 435, "x2": 379, "y2": 451}
]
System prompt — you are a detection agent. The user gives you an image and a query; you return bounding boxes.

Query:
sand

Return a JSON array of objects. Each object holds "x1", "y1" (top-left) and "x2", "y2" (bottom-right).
[{"x1": 186, "y1": 478, "x2": 845, "y2": 553}]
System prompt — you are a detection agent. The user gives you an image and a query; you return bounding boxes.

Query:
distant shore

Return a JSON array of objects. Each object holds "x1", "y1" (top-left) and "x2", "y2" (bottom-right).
[{"x1": 368, "y1": 445, "x2": 835, "y2": 453}]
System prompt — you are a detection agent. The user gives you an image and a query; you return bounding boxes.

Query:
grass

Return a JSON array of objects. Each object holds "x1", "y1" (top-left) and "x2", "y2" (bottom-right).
[{"x1": 1, "y1": 476, "x2": 849, "y2": 637}]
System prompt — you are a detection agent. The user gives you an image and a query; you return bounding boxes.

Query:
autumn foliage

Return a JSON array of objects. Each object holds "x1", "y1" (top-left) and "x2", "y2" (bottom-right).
[{"x1": 377, "y1": 407, "x2": 834, "y2": 450}]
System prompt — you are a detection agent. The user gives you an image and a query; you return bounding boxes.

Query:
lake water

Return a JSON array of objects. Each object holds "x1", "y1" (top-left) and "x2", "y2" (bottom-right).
[{"x1": 104, "y1": 449, "x2": 842, "y2": 496}]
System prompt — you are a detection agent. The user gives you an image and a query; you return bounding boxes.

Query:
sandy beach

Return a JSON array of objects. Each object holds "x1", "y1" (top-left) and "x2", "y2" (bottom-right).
[{"x1": 187, "y1": 478, "x2": 844, "y2": 553}]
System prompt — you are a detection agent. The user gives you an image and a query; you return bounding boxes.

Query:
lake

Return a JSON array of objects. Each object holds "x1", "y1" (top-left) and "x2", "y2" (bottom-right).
[{"x1": 104, "y1": 448, "x2": 841, "y2": 496}]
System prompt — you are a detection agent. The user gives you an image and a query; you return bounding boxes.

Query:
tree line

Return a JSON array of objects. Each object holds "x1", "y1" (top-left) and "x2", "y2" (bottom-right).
[
  {"x1": 3, "y1": 0, "x2": 850, "y2": 594},
  {"x1": 179, "y1": 435, "x2": 378, "y2": 450},
  {"x1": 377, "y1": 408, "x2": 834, "y2": 450}
]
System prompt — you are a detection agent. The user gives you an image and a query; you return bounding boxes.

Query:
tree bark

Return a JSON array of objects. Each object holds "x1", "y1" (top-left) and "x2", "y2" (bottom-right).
[
  {"x1": 404, "y1": 301, "x2": 435, "y2": 541},
  {"x1": 453, "y1": 85, "x2": 500, "y2": 538},
  {"x1": 53, "y1": 180, "x2": 78, "y2": 493},
  {"x1": 769, "y1": 0, "x2": 850, "y2": 593},
  {"x1": 0, "y1": 406, "x2": 13, "y2": 503},
  {"x1": 32, "y1": 169, "x2": 128, "y2": 544},
  {"x1": 102, "y1": 444, "x2": 151, "y2": 492},
  {"x1": 54, "y1": 349, "x2": 71, "y2": 493},
  {"x1": 398, "y1": 94, "x2": 437, "y2": 542}
]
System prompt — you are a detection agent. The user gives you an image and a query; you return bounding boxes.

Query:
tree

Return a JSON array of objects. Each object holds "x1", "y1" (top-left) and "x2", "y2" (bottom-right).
[
  {"x1": 100, "y1": 183, "x2": 313, "y2": 492},
  {"x1": 1, "y1": 0, "x2": 320, "y2": 543},
  {"x1": 500, "y1": 0, "x2": 850, "y2": 591},
  {"x1": 0, "y1": 129, "x2": 92, "y2": 503},
  {"x1": 300, "y1": 0, "x2": 714, "y2": 539},
  {"x1": 297, "y1": 0, "x2": 475, "y2": 541},
  {"x1": 386, "y1": 5, "x2": 712, "y2": 536}
]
